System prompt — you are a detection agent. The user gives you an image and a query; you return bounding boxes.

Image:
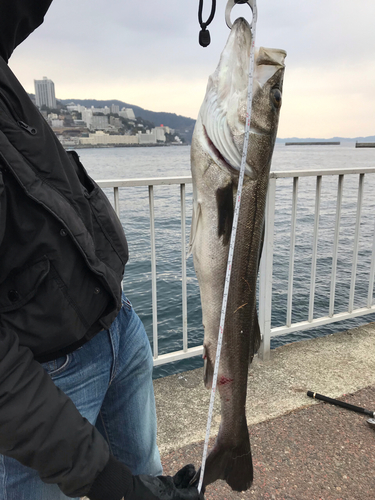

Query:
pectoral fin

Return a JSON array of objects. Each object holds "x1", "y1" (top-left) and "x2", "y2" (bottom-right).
[
  {"x1": 187, "y1": 200, "x2": 202, "y2": 257},
  {"x1": 216, "y1": 183, "x2": 233, "y2": 246},
  {"x1": 203, "y1": 345, "x2": 214, "y2": 389}
]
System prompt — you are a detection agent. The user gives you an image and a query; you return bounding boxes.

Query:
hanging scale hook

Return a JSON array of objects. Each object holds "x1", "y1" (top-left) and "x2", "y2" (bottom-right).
[
  {"x1": 198, "y1": 0, "x2": 216, "y2": 47},
  {"x1": 225, "y1": 0, "x2": 257, "y2": 29}
]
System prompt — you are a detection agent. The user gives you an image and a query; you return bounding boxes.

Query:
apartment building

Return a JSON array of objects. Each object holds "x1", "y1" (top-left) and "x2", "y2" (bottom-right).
[{"x1": 34, "y1": 77, "x2": 56, "y2": 109}]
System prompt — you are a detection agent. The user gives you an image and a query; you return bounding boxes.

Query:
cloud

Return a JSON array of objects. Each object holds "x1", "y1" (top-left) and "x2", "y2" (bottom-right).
[{"x1": 8, "y1": 0, "x2": 375, "y2": 136}]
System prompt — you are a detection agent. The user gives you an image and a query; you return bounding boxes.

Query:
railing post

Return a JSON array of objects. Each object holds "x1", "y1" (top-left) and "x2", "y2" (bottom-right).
[
  {"x1": 349, "y1": 174, "x2": 364, "y2": 313},
  {"x1": 330, "y1": 175, "x2": 344, "y2": 317},
  {"x1": 309, "y1": 176, "x2": 322, "y2": 322},
  {"x1": 113, "y1": 187, "x2": 120, "y2": 218},
  {"x1": 148, "y1": 185, "x2": 158, "y2": 359},
  {"x1": 286, "y1": 177, "x2": 299, "y2": 327},
  {"x1": 368, "y1": 217, "x2": 375, "y2": 308},
  {"x1": 180, "y1": 184, "x2": 188, "y2": 352},
  {"x1": 259, "y1": 177, "x2": 276, "y2": 361}
]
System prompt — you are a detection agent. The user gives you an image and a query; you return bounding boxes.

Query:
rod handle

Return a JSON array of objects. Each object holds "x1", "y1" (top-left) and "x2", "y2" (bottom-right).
[{"x1": 307, "y1": 391, "x2": 374, "y2": 417}]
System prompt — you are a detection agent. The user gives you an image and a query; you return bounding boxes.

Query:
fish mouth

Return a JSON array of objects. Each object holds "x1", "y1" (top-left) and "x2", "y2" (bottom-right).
[
  {"x1": 198, "y1": 17, "x2": 254, "y2": 178},
  {"x1": 197, "y1": 17, "x2": 286, "y2": 178}
]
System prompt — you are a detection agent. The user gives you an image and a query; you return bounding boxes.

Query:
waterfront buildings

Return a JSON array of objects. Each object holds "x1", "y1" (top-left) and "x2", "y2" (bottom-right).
[
  {"x1": 33, "y1": 86, "x2": 182, "y2": 145},
  {"x1": 66, "y1": 103, "x2": 87, "y2": 114},
  {"x1": 91, "y1": 115, "x2": 109, "y2": 130},
  {"x1": 80, "y1": 109, "x2": 110, "y2": 130},
  {"x1": 79, "y1": 131, "x2": 138, "y2": 146},
  {"x1": 154, "y1": 126, "x2": 166, "y2": 143},
  {"x1": 80, "y1": 106, "x2": 136, "y2": 131},
  {"x1": 34, "y1": 77, "x2": 56, "y2": 109},
  {"x1": 119, "y1": 108, "x2": 136, "y2": 120},
  {"x1": 77, "y1": 129, "x2": 169, "y2": 146},
  {"x1": 109, "y1": 116, "x2": 122, "y2": 128},
  {"x1": 138, "y1": 131, "x2": 157, "y2": 145}
]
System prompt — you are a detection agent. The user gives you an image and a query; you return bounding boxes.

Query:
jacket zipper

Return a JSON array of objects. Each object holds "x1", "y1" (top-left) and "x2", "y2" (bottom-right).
[
  {"x1": 18, "y1": 120, "x2": 37, "y2": 135},
  {"x1": 0, "y1": 90, "x2": 37, "y2": 135}
]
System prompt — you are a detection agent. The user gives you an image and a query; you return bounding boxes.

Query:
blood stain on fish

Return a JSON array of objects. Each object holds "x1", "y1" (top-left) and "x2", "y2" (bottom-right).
[{"x1": 218, "y1": 376, "x2": 233, "y2": 386}]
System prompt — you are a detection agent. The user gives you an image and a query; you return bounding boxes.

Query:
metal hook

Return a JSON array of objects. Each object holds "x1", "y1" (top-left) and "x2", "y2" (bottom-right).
[{"x1": 225, "y1": 0, "x2": 257, "y2": 29}]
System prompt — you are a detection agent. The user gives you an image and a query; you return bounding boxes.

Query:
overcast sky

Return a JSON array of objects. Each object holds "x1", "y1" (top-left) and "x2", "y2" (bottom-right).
[{"x1": 8, "y1": 0, "x2": 375, "y2": 138}]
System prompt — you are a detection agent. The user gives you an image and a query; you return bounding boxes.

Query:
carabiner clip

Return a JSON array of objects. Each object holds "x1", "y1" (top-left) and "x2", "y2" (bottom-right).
[{"x1": 225, "y1": 0, "x2": 257, "y2": 29}]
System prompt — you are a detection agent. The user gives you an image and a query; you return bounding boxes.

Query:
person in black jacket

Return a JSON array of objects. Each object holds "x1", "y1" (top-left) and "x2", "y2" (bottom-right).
[{"x1": 0, "y1": 1, "x2": 203, "y2": 499}]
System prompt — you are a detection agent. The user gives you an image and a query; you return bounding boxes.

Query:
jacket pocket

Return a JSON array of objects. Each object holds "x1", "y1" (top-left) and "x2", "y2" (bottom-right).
[
  {"x1": 0, "y1": 256, "x2": 90, "y2": 356},
  {"x1": 67, "y1": 150, "x2": 129, "y2": 268},
  {"x1": 0, "y1": 257, "x2": 50, "y2": 312},
  {"x1": 88, "y1": 188, "x2": 129, "y2": 267}
]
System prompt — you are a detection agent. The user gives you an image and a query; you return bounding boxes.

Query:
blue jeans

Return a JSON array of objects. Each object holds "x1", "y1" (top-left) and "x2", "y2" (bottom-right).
[{"x1": 0, "y1": 294, "x2": 162, "y2": 500}]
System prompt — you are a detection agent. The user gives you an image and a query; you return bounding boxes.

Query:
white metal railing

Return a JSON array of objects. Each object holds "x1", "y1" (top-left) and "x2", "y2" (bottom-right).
[
  {"x1": 97, "y1": 176, "x2": 203, "y2": 366},
  {"x1": 258, "y1": 167, "x2": 375, "y2": 360},
  {"x1": 97, "y1": 167, "x2": 375, "y2": 366}
]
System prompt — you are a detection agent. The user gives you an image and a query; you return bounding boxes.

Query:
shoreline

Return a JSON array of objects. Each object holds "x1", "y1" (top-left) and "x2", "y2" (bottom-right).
[{"x1": 62, "y1": 142, "x2": 188, "y2": 150}]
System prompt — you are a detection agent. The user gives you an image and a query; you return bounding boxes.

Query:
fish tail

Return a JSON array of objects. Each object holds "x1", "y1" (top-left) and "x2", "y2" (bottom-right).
[{"x1": 202, "y1": 423, "x2": 253, "y2": 491}]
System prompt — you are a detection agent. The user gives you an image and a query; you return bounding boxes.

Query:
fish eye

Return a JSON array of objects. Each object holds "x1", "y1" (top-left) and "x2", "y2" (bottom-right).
[{"x1": 271, "y1": 88, "x2": 282, "y2": 108}]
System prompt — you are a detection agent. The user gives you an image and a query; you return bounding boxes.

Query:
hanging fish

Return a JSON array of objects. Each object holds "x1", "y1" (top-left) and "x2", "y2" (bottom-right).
[{"x1": 189, "y1": 17, "x2": 286, "y2": 491}]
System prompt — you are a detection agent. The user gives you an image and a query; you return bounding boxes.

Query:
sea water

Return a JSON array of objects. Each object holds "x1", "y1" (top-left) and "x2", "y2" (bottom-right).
[{"x1": 77, "y1": 143, "x2": 375, "y2": 378}]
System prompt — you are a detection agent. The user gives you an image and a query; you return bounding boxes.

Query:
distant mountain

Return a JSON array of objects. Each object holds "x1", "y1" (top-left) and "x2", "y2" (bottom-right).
[
  {"x1": 37, "y1": 94, "x2": 375, "y2": 145},
  {"x1": 277, "y1": 136, "x2": 375, "y2": 143},
  {"x1": 59, "y1": 98, "x2": 196, "y2": 143}
]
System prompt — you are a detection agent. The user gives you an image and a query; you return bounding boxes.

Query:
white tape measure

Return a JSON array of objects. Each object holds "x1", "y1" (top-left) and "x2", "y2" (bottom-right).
[{"x1": 197, "y1": 1, "x2": 258, "y2": 494}]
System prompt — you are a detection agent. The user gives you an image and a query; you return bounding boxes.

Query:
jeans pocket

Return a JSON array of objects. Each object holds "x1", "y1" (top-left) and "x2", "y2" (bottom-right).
[
  {"x1": 122, "y1": 294, "x2": 132, "y2": 310},
  {"x1": 41, "y1": 354, "x2": 71, "y2": 377}
]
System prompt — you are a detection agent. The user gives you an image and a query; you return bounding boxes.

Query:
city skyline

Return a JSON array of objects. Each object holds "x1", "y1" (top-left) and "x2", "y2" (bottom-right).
[{"x1": 8, "y1": 0, "x2": 375, "y2": 138}]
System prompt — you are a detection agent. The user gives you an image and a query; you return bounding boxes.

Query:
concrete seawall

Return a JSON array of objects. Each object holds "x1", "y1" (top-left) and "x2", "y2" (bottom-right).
[
  {"x1": 285, "y1": 142, "x2": 340, "y2": 146},
  {"x1": 355, "y1": 142, "x2": 375, "y2": 148}
]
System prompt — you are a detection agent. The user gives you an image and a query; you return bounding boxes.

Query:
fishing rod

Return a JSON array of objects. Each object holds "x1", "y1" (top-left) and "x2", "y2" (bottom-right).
[
  {"x1": 307, "y1": 391, "x2": 375, "y2": 417},
  {"x1": 196, "y1": 0, "x2": 257, "y2": 494}
]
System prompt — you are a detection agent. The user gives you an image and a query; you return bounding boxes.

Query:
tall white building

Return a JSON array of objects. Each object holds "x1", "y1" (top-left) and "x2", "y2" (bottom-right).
[
  {"x1": 90, "y1": 115, "x2": 109, "y2": 131},
  {"x1": 81, "y1": 109, "x2": 93, "y2": 128},
  {"x1": 119, "y1": 108, "x2": 136, "y2": 120},
  {"x1": 34, "y1": 77, "x2": 56, "y2": 109},
  {"x1": 154, "y1": 126, "x2": 166, "y2": 143}
]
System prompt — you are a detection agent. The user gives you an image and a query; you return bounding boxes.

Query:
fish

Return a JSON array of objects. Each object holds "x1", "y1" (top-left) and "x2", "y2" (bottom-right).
[{"x1": 189, "y1": 17, "x2": 286, "y2": 492}]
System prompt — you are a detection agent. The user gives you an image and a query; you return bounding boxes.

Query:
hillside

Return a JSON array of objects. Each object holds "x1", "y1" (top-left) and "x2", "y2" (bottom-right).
[
  {"x1": 34, "y1": 95, "x2": 374, "y2": 145},
  {"x1": 59, "y1": 98, "x2": 196, "y2": 143}
]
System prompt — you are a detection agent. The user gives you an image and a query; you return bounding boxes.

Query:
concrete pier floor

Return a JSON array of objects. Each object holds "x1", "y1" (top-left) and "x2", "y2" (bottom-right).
[{"x1": 154, "y1": 322, "x2": 375, "y2": 499}]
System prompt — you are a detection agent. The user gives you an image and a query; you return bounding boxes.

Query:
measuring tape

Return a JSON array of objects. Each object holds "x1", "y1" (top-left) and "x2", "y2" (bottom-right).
[{"x1": 197, "y1": 1, "x2": 258, "y2": 494}]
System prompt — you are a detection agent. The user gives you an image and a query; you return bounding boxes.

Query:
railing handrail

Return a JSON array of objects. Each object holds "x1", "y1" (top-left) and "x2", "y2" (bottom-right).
[
  {"x1": 270, "y1": 167, "x2": 375, "y2": 178},
  {"x1": 96, "y1": 176, "x2": 192, "y2": 188},
  {"x1": 97, "y1": 167, "x2": 375, "y2": 188},
  {"x1": 97, "y1": 166, "x2": 375, "y2": 365}
]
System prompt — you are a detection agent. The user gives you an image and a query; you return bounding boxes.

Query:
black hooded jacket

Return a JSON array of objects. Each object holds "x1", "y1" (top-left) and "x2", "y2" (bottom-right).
[{"x1": 0, "y1": 1, "x2": 130, "y2": 496}]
